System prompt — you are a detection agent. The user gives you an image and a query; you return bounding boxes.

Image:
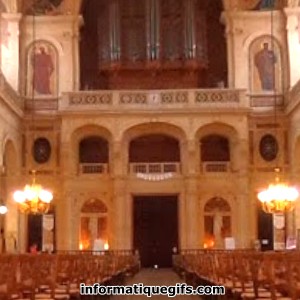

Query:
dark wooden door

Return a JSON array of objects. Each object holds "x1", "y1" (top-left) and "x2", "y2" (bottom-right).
[
  {"x1": 27, "y1": 214, "x2": 43, "y2": 252},
  {"x1": 133, "y1": 195, "x2": 178, "y2": 268},
  {"x1": 258, "y1": 206, "x2": 274, "y2": 251}
]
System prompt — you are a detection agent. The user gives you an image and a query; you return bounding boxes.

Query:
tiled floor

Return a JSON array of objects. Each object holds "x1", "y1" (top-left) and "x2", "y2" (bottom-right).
[{"x1": 111, "y1": 268, "x2": 199, "y2": 299}]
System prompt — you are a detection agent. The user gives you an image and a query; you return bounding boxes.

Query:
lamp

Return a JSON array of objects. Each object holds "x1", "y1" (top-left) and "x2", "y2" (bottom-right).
[
  {"x1": 13, "y1": 170, "x2": 53, "y2": 214},
  {"x1": 257, "y1": 9, "x2": 299, "y2": 213},
  {"x1": 258, "y1": 168, "x2": 298, "y2": 214},
  {"x1": 0, "y1": 201, "x2": 8, "y2": 215}
]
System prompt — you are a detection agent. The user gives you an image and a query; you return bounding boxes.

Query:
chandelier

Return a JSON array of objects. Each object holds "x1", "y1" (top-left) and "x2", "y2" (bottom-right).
[
  {"x1": 13, "y1": 170, "x2": 53, "y2": 214},
  {"x1": 0, "y1": 201, "x2": 8, "y2": 215},
  {"x1": 257, "y1": 168, "x2": 298, "y2": 214}
]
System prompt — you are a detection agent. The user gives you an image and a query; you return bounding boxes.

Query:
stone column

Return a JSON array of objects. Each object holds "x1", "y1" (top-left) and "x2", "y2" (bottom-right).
[
  {"x1": 184, "y1": 176, "x2": 200, "y2": 249},
  {"x1": 72, "y1": 16, "x2": 83, "y2": 91},
  {"x1": 113, "y1": 177, "x2": 127, "y2": 249},
  {"x1": 221, "y1": 13, "x2": 235, "y2": 88},
  {"x1": 56, "y1": 191, "x2": 73, "y2": 250},
  {"x1": 236, "y1": 138, "x2": 253, "y2": 248},
  {"x1": 182, "y1": 139, "x2": 200, "y2": 249},
  {"x1": 1, "y1": 13, "x2": 21, "y2": 91},
  {"x1": 111, "y1": 140, "x2": 128, "y2": 249}
]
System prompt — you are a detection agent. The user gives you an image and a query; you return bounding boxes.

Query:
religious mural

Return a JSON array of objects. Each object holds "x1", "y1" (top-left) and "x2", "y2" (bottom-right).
[
  {"x1": 249, "y1": 36, "x2": 282, "y2": 94},
  {"x1": 26, "y1": 41, "x2": 58, "y2": 97}
]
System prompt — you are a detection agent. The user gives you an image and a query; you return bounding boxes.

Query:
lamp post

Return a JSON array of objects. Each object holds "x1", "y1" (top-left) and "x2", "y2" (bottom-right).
[{"x1": 0, "y1": 201, "x2": 8, "y2": 253}]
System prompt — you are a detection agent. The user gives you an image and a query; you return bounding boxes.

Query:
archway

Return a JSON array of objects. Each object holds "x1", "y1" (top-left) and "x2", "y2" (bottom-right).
[
  {"x1": 203, "y1": 197, "x2": 231, "y2": 249},
  {"x1": 80, "y1": 198, "x2": 108, "y2": 250}
]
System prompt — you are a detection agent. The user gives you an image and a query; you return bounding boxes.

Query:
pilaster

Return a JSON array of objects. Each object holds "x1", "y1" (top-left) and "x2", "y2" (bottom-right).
[
  {"x1": 111, "y1": 140, "x2": 129, "y2": 249},
  {"x1": 284, "y1": 8, "x2": 300, "y2": 87},
  {"x1": 1, "y1": 13, "x2": 22, "y2": 91}
]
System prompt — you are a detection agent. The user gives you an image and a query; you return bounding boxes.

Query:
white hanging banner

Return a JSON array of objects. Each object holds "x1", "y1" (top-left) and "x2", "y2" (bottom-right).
[{"x1": 43, "y1": 214, "x2": 54, "y2": 231}]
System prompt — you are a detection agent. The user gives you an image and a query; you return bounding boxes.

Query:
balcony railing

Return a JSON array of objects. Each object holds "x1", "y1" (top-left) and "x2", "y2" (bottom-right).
[
  {"x1": 59, "y1": 88, "x2": 248, "y2": 112},
  {"x1": 79, "y1": 163, "x2": 108, "y2": 174},
  {"x1": 202, "y1": 161, "x2": 230, "y2": 173},
  {"x1": 129, "y1": 162, "x2": 181, "y2": 174},
  {"x1": 0, "y1": 72, "x2": 23, "y2": 113}
]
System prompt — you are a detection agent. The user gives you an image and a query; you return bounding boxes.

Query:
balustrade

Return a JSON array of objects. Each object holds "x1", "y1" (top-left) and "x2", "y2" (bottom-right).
[
  {"x1": 129, "y1": 162, "x2": 181, "y2": 175},
  {"x1": 79, "y1": 163, "x2": 108, "y2": 175},
  {"x1": 202, "y1": 161, "x2": 230, "y2": 173}
]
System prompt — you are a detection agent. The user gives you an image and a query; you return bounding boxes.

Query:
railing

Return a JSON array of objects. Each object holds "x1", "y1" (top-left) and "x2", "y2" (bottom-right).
[
  {"x1": 202, "y1": 161, "x2": 230, "y2": 173},
  {"x1": 0, "y1": 72, "x2": 24, "y2": 113},
  {"x1": 59, "y1": 88, "x2": 248, "y2": 112},
  {"x1": 129, "y1": 162, "x2": 181, "y2": 174},
  {"x1": 79, "y1": 163, "x2": 108, "y2": 174},
  {"x1": 286, "y1": 79, "x2": 300, "y2": 114}
]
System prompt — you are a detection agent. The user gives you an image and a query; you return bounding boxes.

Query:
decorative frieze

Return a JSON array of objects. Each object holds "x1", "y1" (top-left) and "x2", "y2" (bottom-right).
[{"x1": 69, "y1": 92, "x2": 112, "y2": 105}]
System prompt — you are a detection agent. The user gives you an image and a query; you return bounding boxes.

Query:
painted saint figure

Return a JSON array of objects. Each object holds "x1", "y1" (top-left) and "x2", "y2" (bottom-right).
[
  {"x1": 31, "y1": 46, "x2": 54, "y2": 95},
  {"x1": 254, "y1": 42, "x2": 277, "y2": 91}
]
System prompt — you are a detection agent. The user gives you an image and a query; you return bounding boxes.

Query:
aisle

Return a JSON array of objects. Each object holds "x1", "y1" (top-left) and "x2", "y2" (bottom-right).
[{"x1": 111, "y1": 268, "x2": 199, "y2": 299}]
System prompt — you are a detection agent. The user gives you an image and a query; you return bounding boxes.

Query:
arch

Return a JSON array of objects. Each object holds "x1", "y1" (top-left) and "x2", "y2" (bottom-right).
[
  {"x1": 129, "y1": 134, "x2": 181, "y2": 163},
  {"x1": 204, "y1": 197, "x2": 231, "y2": 212},
  {"x1": 81, "y1": 198, "x2": 108, "y2": 213},
  {"x1": 79, "y1": 136, "x2": 109, "y2": 164},
  {"x1": 201, "y1": 134, "x2": 230, "y2": 162},
  {"x1": 248, "y1": 34, "x2": 283, "y2": 93},
  {"x1": 70, "y1": 124, "x2": 112, "y2": 175},
  {"x1": 71, "y1": 124, "x2": 113, "y2": 143},
  {"x1": 195, "y1": 122, "x2": 239, "y2": 142},
  {"x1": 123, "y1": 122, "x2": 187, "y2": 145},
  {"x1": 3, "y1": 138, "x2": 18, "y2": 175},
  {"x1": 203, "y1": 197, "x2": 232, "y2": 249},
  {"x1": 80, "y1": 198, "x2": 108, "y2": 250},
  {"x1": 122, "y1": 122, "x2": 187, "y2": 175}
]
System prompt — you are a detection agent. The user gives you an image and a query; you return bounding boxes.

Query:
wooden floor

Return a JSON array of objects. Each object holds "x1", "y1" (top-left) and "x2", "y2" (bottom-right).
[{"x1": 112, "y1": 268, "x2": 199, "y2": 299}]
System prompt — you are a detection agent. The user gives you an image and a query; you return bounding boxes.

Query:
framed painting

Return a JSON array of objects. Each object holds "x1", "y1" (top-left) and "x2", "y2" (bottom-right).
[
  {"x1": 249, "y1": 36, "x2": 282, "y2": 94},
  {"x1": 26, "y1": 40, "x2": 58, "y2": 97}
]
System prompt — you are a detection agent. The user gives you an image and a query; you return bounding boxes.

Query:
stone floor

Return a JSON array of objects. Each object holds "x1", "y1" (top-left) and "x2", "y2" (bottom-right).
[{"x1": 111, "y1": 268, "x2": 199, "y2": 299}]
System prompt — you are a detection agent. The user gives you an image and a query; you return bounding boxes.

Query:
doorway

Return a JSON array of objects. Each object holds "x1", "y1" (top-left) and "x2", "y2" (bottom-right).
[{"x1": 133, "y1": 195, "x2": 178, "y2": 268}]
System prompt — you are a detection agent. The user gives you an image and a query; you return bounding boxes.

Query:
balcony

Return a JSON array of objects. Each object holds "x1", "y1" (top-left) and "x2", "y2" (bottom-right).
[
  {"x1": 78, "y1": 163, "x2": 108, "y2": 175},
  {"x1": 59, "y1": 88, "x2": 248, "y2": 113},
  {"x1": 129, "y1": 162, "x2": 181, "y2": 175},
  {"x1": 202, "y1": 161, "x2": 230, "y2": 173}
]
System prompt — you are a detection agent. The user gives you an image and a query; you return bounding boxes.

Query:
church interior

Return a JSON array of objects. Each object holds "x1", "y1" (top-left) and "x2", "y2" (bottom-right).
[{"x1": 1, "y1": 0, "x2": 300, "y2": 298}]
